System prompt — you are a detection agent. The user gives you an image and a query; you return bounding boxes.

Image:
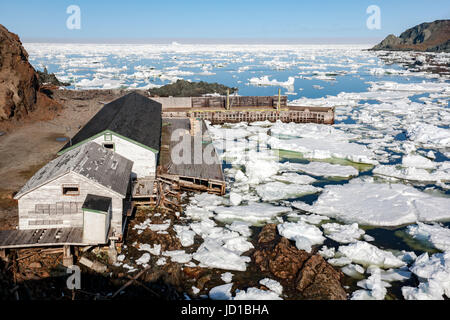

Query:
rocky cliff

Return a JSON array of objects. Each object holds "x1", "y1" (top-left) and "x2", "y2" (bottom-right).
[
  {"x1": 0, "y1": 24, "x2": 59, "y2": 122},
  {"x1": 371, "y1": 20, "x2": 450, "y2": 52}
]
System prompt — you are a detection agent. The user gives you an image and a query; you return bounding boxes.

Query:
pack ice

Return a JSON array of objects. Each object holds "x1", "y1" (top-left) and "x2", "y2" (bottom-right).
[{"x1": 305, "y1": 180, "x2": 450, "y2": 226}]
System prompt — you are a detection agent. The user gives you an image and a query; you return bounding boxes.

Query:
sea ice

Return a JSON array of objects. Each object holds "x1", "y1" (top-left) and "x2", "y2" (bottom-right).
[
  {"x1": 338, "y1": 241, "x2": 406, "y2": 269},
  {"x1": 306, "y1": 180, "x2": 450, "y2": 226},
  {"x1": 229, "y1": 192, "x2": 243, "y2": 206},
  {"x1": 273, "y1": 172, "x2": 316, "y2": 185},
  {"x1": 221, "y1": 272, "x2": 234, "y2": 283},
  {"x1": 174, "y1": 225, "x2": 196, "y2": 247},
  {"x1": 255, "y1": 181, "x2": 321, "y2": 201},
  {"x1": 259, "y1": 278, "x2": 283, "y2": 295},
  {"x1": 163, "y1": 250, "x2": 192, "y2": 264},
  {"x1": 269, "y1": 136, "x2": 377, "y2": 165},
  {"x1": 407, "y1": 123, "x2": 450, "y2": 148},
  {"x1": 226, "y1": 221, "x2": 252, "y2": 237},
  {"x1": 277, "y1": 221, "x2": 325, "y2": 252},
  {"x1": 193, "y1": 239, "x2": 251, "y2": 272},
  {"x1": 322, "y1": 223, "x2": 365, "y2": 244},
  {"x1": 214, "y1": 203, "x2": 292, "y2": 225},
  {"x1": 233, "y1": 287, "x2": 282, "y2": 300},
  {"x1": 318, "y1": 246, "x2": 335, "y2": 259},
  {"x1": 341, "y1": 264, "x2": 365, "y2": 279},
  {"x1": 351, "y1": 268, "x2": 390, "y2": 300},
  {"x1": 280, "y1": 161, "x2": 359, "y2": 178},
  {"x1": 209, "y1": 283, "x2": 233, "y2": 300},
  {"x1": 138, "y1": 243, "x2": 161, "y2": 256},
  {"x1": 402, "y1": 252, "x2": 450, "y2": 300},
  {"x1": 135, "y1": 253, "x2": 151, "y2": 266},
  {"x1": 406, "y1": 223, "x2": 450, "y2": 252}
]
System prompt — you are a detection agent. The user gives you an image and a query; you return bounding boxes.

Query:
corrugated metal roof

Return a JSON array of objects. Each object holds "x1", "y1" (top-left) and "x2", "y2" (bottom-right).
[
  {"x1": 15, "y1": 142, "x2": 133, "y2": 199},
  {"x1": 59, "y1": 92, "x2": 162, "y2": 153}
]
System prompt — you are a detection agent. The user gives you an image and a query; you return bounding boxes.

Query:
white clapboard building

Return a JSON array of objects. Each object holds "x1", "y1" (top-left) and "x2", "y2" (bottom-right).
[
  {"x1": 13, "y1": 142, "x2": 133, "y2": 244},
  {"x1": 58, "y1": 92, "x2": 162, "y2": 179}
]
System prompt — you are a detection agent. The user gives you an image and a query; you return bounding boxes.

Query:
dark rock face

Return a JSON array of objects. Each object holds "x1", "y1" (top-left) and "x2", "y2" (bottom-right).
[
  {"x1": 253, "y1": 224, "x2": 347, "y2": 300},
  {"x1": 371, "y1": 20, "x2": 450, "y2": 52},
  {"x1": 0, "y1": 24, "x2": 40, "y2": 120}
]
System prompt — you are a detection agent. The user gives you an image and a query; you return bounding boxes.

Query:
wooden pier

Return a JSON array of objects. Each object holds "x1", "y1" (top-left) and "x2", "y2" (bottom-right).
[{"x1": 155, "y1": 95, "x2": 335, "y2": 125}]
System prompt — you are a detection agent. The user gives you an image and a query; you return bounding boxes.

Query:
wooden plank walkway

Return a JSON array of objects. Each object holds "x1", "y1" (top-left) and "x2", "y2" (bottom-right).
[{"x1": 0, "y1": 227, "x2": 89, "y2": 249}]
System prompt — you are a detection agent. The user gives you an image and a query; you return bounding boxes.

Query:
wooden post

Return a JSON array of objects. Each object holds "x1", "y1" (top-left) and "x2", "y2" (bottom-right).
[
  {"x1": 0, "y1": 249, "x2": 7, "y2": 262},
  {"x1": 63, "y1": 245, "x2": 73, "y2": 267},
  {"x1": 277, "y1": 88, "x2": 281, "y2": 111},
  {"x1": 108, "y1": 240, "x2": 117, "y2": 264}
]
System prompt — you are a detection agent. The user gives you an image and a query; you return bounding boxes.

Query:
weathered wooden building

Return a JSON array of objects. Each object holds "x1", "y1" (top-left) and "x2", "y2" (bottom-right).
[
  {"x1": 58, "y1": 92, "x2": 162, "y2": 179},
  {"x1": 13, "y1": 142, "x2": 133, "y2": 244}
]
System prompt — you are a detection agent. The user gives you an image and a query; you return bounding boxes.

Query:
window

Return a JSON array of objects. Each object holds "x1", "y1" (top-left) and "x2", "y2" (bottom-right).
[
  {"x1": 103, "y1": 143, "x2": 115, "y2": 151},
  {"x1": 63, "y1": 185, "x2": 80, "y2": 196},
  {"x1": 104, "y1": 132, "x2": 112, "y2": 141}
]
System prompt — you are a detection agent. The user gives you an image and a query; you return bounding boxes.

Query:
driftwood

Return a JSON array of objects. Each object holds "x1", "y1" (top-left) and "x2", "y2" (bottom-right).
[{"x1": 111, "y1": 266, "x2": 152, "y2": 299}]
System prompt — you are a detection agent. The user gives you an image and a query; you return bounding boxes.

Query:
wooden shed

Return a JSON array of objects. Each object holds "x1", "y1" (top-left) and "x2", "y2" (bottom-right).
[
  {"x1": 58, "y1": 92, "x2": 162, "y2": 179},
  {"x1": 14, "y1": 141, "x2": 133, "y2": 244}
]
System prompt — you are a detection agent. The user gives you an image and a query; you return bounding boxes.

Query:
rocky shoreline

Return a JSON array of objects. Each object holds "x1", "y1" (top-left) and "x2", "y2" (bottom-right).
[{"x1": 371, "y1": 20, "x2": 450, "y2": 53}]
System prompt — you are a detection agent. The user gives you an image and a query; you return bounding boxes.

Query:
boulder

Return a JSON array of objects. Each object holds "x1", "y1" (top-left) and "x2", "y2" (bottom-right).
[{"x1": 253, "y1": 224, "x2": 347, "y2": 300}]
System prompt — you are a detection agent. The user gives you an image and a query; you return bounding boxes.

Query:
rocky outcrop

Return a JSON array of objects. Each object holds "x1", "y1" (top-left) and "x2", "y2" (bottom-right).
[
  {"x1": 0, "y1": 24, "x2": 60, "y2": 122},
  {"x1": 253, "y1": 224, "x2": 347, "y2": 300},
  {"x1": 37, "y1": 67, "x2": 70, "y2": 87},
  {"x1": 371, "y1": 20, "x2": 450, "y2": 52},
  {"x1": 149, "y1": 79, "x2": 237, "y2": 97}
]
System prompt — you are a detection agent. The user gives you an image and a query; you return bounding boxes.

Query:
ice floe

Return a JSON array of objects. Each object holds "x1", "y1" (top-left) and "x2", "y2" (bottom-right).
[
  {"x1": 255, "y1": 181, "x2": 321, "y2": 201},
  {"x1": 406, "y1": 223, "x2": 450, "y2": 252},
  {"x1": 277, "y1": 221, "x2": 325, "y2": 252},
  {"x1": 305, "y1": 180, "x2": 450, "y2": 226},
  {"x1": 322, "y1": 223, "x2": 365, "y2": 244},
  {"x1": 402, "y1": 252, "x2": 450, "y2": 300},
  {"x1": 338, "y1": 241, "x2": 406, "y2": 269},
  {"x1": 280, "y1": 161, "x2": 359, "y2": 178},
  {"x1": 214, "y1": 203, "x2": 292, "y2": 225}
]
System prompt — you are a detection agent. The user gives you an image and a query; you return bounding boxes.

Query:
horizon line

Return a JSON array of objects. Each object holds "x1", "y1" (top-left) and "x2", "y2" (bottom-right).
[{"x1": 22, "y1": 37, "x2": 383, "y2": 45}]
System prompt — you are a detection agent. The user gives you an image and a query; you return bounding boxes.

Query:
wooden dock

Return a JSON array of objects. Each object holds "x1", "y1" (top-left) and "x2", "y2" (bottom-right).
[{"x1": 155, "y1": 96, "x2": 335, "y2": 125}]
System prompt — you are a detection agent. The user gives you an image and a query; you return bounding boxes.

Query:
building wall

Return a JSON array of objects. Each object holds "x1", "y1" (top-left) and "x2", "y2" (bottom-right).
[
  {"x1": 91, "y1": 133, "x2": 157, "y2": 179},
  {"x1": 18, "y1": 172, "x2": 124, "y2": 238},
  {"x1": 82, "y1": 206, "x2": 111, "y2": 244}
]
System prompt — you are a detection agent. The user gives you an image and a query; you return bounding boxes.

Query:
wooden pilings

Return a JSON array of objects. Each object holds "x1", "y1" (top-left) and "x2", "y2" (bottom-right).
[{"x1": 63, "y1": 245, "x2": 73, "y2": 267}]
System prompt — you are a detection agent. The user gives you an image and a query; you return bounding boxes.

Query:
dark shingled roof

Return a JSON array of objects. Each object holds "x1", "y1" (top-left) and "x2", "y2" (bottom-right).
[
  {"x1": 15, "y1": 142, "x2": 133, "y2": 199},
  {"x1": 60, "y1": 92, "x2": 162, "y2": 153},
  {"x1": 82, "y1": 194, "x2": 112, "y2": 213}
]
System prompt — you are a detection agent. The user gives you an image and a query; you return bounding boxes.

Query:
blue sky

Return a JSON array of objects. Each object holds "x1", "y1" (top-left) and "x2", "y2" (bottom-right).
[{"x1": 1, "y1": 0, "x2": 449, "y2": 43}]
